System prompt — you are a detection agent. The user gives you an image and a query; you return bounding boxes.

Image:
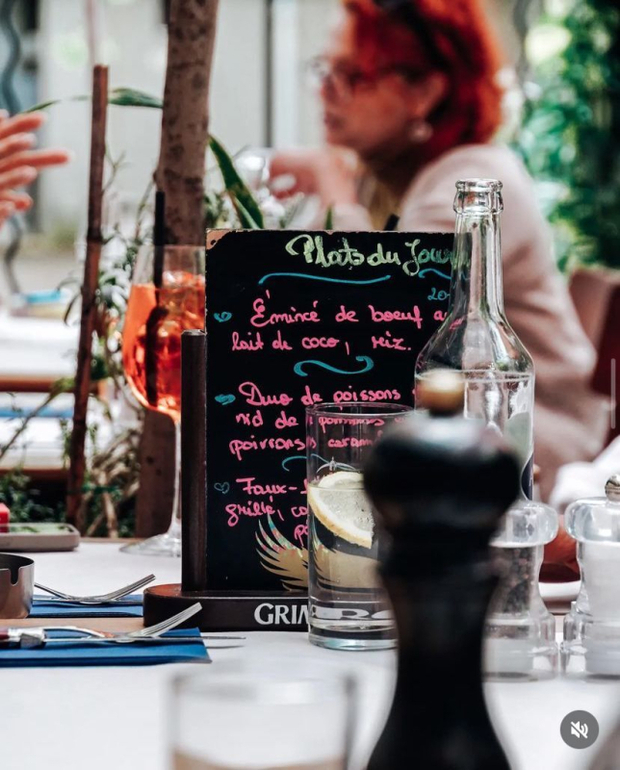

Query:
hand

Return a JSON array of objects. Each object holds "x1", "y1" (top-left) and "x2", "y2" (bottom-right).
[
  {"x1": 0, "y1": 111, "x2": 71, "y2": 229},
  {"x1": 269, "y1": 148, "x2": 358, "y2": 208}
]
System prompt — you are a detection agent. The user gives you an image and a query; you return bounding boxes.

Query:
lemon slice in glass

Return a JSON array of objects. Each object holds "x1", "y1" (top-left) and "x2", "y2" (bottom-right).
[{"x1": 307, "y1": 470, "x2": 374, "y2": 549}]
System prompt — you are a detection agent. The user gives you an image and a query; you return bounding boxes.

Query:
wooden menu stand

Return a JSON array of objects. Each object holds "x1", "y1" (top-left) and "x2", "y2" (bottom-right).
[{"x1": 143, "y1": 330, "x2": 308, "y2": 631}]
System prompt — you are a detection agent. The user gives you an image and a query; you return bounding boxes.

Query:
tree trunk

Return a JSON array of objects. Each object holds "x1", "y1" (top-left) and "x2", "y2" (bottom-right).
[
  {"x1": 135, "y1": 411, "x2": 177, "y2": 537},
  {"x1": 137, "y1": 1, "x2": 218, "y2": 535},
  {"x1": 154, "y1": 0, "x2": 219, "y2": 246}
]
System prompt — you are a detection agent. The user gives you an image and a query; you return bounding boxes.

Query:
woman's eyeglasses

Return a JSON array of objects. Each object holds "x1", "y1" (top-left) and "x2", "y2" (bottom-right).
[{"x1": 306, "y1": 55, "x2": 423, "y2": 102}]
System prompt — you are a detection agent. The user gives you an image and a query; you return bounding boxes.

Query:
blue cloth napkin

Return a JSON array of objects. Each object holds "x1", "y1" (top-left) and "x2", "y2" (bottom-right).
[
  {"x1": 29, "y1": 594, "x2": 144, "y2": 619},
  {"x1": 0, "y1": 628, "x2": 209, "y2": 667}
]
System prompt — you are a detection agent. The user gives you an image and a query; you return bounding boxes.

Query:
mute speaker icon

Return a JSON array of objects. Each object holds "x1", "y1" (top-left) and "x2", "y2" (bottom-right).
[{"x1": 571, "y1": 721, "x2": 589, "y2": 740}]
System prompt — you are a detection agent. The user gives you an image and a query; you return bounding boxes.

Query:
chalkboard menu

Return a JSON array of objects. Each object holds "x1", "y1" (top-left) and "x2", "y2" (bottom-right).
[{"x1": 205, "y1": 229, "x2": 453, "y2": 591}]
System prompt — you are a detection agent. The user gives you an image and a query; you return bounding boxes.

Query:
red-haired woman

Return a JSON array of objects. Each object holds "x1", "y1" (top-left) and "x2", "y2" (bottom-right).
[{"x1": 271, "y1": 0, "x2": 607, "y2": 577}]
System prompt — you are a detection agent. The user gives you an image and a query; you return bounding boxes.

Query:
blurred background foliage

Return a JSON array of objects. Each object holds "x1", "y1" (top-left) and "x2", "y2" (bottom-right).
[{"x1": 515, "y1": 0, "x2": 620, "y2": 272}]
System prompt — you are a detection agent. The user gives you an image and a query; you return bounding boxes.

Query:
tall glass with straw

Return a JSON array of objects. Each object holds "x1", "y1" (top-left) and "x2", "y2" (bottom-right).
[{"x1": 121, "y1": 192, "x2": 205, "y2": 556}]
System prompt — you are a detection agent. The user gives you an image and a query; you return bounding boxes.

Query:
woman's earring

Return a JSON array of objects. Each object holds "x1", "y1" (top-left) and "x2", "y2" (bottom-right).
[{"x1": 409, "y1": 119, "x2": 433, "y2": 144}]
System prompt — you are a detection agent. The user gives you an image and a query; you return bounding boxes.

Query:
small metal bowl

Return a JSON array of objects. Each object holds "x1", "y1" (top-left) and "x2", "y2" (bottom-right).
[{"x1": 0, "y1": 554, "x2": 34, "y2": 619}]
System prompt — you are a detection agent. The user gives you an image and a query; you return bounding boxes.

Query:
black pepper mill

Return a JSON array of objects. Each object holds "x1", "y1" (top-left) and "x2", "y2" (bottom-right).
[{"x1": 364, "y1": 370, "x2": 520, "y2": 770}]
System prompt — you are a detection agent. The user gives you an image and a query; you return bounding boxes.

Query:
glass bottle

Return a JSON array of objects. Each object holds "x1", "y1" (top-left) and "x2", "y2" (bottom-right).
[{"x1": 415, "y1": 179, "x2": 535, "y2": 497}]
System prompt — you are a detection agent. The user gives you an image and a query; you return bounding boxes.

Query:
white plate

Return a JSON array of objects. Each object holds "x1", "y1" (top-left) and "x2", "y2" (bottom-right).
[
  {"x1": 540, "y1": 580, "x2": 580, "y2": 604},
  {"x1": 0, "y1": 522, "x2": 80, "y2": 551}
]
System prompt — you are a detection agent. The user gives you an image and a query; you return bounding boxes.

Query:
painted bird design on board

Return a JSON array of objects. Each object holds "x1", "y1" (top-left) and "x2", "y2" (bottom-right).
[
  {"x1": 256, "y1": 516, "x2": 308, "y2": 591},
  {"x1": 256, "y1": 516, "x2": 380, "y2": 593}
]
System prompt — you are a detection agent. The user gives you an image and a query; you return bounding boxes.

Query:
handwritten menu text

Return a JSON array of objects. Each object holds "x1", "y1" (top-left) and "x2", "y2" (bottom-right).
[{"x1": 205, "y1": 230, "x2": 452, "y2": 591}]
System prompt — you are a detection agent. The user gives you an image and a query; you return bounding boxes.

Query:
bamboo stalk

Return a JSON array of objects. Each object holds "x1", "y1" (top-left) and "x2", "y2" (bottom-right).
[
  {"x1": 102, "y1": 491, "x2": 119, "y2": 539},
  {"x1": 67, "y1": 65, "x2": 108, "y2": 531},
  {"x1": 85, "y1": 510, "x2": 105, "y2": 537}
]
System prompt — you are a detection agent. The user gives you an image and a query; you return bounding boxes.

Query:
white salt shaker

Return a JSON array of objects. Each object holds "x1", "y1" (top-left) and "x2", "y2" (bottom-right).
[{"x1": 562, "y1": 474, "x2": 620, "y2": 676}]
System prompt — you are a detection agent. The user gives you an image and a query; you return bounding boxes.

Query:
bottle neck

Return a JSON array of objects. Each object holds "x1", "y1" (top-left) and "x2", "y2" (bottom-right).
[{"x1": 451, "y1": 210, "x2": 505, "y2": 321}]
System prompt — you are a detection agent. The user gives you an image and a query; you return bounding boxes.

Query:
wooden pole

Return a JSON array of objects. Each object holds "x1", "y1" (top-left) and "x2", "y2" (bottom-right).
[
  {"x1": 67, "y1": 65, "x2": 108, "y2": 530},
  {"x1": 154, "y1": 0, "x2": 219, "y2": 245},
  {"x1": 181, "y1": 330, "x2": 207, "y2": 590}
]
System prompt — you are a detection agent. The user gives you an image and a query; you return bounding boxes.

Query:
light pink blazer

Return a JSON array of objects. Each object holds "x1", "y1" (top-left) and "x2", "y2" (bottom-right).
[{"x1": 332, "y1": 144, "x2": 608, "y2": 499}]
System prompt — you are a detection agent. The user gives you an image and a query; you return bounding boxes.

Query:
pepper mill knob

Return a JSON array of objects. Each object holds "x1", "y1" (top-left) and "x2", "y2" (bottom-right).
[{"x1": 416, "y1": 369, "x2": 465, "y2": 415}]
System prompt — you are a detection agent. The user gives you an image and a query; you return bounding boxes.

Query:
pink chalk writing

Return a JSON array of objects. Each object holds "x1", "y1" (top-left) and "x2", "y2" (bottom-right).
[
  {"x1": 371, "y1": 332, "x2": 410, "y2": 351},
  {"x1": 250, "y1": 297, "x2": 321, "y2": 328},
  {"x1": 332, "y1": 388, "x2": 401, "y2": 403},
  {"x1": 225, "y1": 500, "x2": 280, "y2": 528},
  {"x1": 275, "y1": 410, "x2": 299, "y2": 430},
  {"x1": 236, "y1": 478, "x2": 289, "y2": 496},
  {"x1": 301, "y1": 336, "x2": 340, "y2": 349},
  {"x1": 318, "y1": 416, "x2": 385, "y2": 433},
  {"x1": 235, "y1": 410, "x2": 264, "y2": 427},
  {"x1": 293, "y1": 524, "x2": 309, "y2": 546},
  {"x1": 229, "y1": 435, "x2": 306, "y2": 461},
  {"x1": 272, "y1": 330, "x2": 293, "y2": 351},
  {"x1": 232, "y1": 331, "x2": 264, "y2": 351},
  {"x1": 335, "y1": 305, "x2": 359, "y2": 322},
  {"x1": 368, "y1": 305, "x2": 423, "y2": 329},
  {"x1": 301, "y1": 386, "x2": 323, "y2": 406},
  {"x1": 328, "y1": 437, "x2": 376, "y2": 449},
  {"x1": 238, "y1": 381, "x2": 294, "y2": 407}
]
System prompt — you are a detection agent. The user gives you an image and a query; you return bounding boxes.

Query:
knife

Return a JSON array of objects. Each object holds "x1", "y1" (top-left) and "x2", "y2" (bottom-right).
[
  {"x1": 42, "y1": 635, "x2": 245, "y2": 645},
  {"x1": 42, "y1": 636, "x2": 246, "y2": 647},
  {"x1": 0, "y1": 629, "x2": 245, "y2": 648}
]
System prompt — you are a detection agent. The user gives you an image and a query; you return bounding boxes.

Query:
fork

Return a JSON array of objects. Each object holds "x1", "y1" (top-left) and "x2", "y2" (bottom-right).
[
  {"x1": 56, "y1": 602, "x2": 203, "y2": 640},
  {"x1": 33, "y1": 574, "x2": 156, "y2": 604},
  {"x1": 2, "y1": 603, "x2": 205, "y2": 647},
  {"x1": 117, "y1": 602, "x2": 203, "y2": 640},
  {"x1": 60, "y1": 602, "x2": 203, "y2": 640}
]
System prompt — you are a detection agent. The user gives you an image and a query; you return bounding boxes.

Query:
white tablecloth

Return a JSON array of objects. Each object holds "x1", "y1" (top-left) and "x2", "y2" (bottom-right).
[
  {"x1": 0, "y1": 315, "x2": 77, "y2": 382},
  {"x1": 0, "y1": 542, "x2": 618, "y2": 770}
]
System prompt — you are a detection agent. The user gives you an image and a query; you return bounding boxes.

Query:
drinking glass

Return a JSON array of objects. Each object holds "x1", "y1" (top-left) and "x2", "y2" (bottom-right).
[
  {"x1": 121, "y1": 244, "x2": 205, "y2": 556},
  {"x1": 234, "y1": 147, "x2": 316, "y2": 229},
  {"x1": 170, "y1": 662, "x2": 355, "y2": 769},
  {"x1": 306, "y1": 403, "x2": 412, "y2": 650}
]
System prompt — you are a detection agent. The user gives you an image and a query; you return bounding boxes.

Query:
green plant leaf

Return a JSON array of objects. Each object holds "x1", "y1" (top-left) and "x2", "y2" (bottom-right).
[
  {"x1": 0, "y1": 469, "x2": 63, "y2": 523},
  {"x1": 24, "y1": 88, "x2": 162, "y2": 113},
  {"x1": 24, "y1": 95, "x2": 88, "y2": 112},
  {"x1": 108, "y1": 88, "x2": 163, "y2": 109},
  {"x1": 209, "y1": 136, "x2": 264, "y2": 229},
  {"x1": 324, "y1": 206, "x2": 334, "y2": 230},
  {"x1": 232, "y1": 195, "x2": 261, "y2": 229}
]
